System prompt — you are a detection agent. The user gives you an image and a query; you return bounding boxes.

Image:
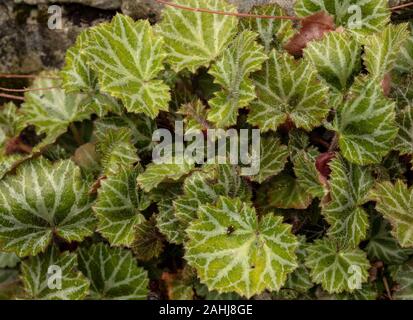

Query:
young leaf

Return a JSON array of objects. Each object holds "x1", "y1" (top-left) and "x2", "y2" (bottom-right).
[
  {"x1": 85, "y1": 14, "x2": 170, "y2": 118},
  {"x1": 248, "y1": 50, "x2": 329, "y2": 132},
  {"x1": 304, "y1": 31, "x2": 361, "y2": 91},
  {"x1": 132, "y1": 216, "x2": 164, "y2": 261},
  {"x1": 156, "y1": 200, "x2": 186, "y2": 245},
  {"x1": 137, "y1": 158, "x2": 195, "y2": 192},
  {"x1": 240, "y1": 4, "x2": 294, "y2": 52},
  {"x1": 370, "y1": 180, "x2": 413, "y2": 248},
  {"x1": 96, "y1": 127, "x2": 139, "y2": 175},
  {"x1": 250, "y1": 136, "x2": 289, "y2": 183},
  {"x1": 77, "y1": 243, "x2": 149, "y2": 300},
  {"x1": 0, "y1": 158, "x2": 96, "y2": 257},
  {"x1": 21, "y1": 72, "x2": 92, "y2": 147},
  {"x1": 363, "y1": 24, "x2": 409, "y2": 78},
  {"x1": 207, "y1": 30, "x2": 267, "y2": 127},
  {"x1": 267, "y1": 173, "x2": 313, "y2": 210},
  {"x1": 395, "y1": 23, "x2": 413, "y2": 74},
  {"x1": 21, "y1": 246, "x2": 89, "y2": 300},
  {"x1": 394, "y1": 105, "x2": 413, "y2": 161},
  {"x1": 294, "y1": 0, "x2": 390, "y2": 35},
  {"x1": 93, "y1": 166, "x2": 150, "y2": 247},
  {"x1": 322, "y1": 155, "x2": 374, "y2": 247},
  {"x1": 185, "y1": 196, "x2": 298, "y2": 298},
  {"x1": 333, "y1": 77, "x2": 398, "y2": 165},
  {"x1": 305, "y1": 238, "x2": 370, "y2": 294},
  {"x1": 158, "y1": 0, "x2": 238, "y2": 73}
]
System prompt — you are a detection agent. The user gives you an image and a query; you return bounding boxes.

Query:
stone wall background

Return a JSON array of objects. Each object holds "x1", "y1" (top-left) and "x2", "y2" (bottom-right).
[{"x1": 0, "y1": 0, "x2": 410, "y2": 74}]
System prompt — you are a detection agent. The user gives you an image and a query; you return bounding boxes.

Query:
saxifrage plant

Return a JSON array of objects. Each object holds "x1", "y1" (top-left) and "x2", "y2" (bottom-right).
[{"x1": 0, "y1": 0, "x2": 412, "y2": 300}]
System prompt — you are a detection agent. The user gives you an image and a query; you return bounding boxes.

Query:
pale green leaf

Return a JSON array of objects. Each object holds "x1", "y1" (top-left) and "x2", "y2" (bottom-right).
[
  {"x1": 248, "y1": 50, "x2": 329, "y2": 132},
  {"x1": 333, "y1": 77, "x2": 398, "y2": 165},
  {"x1": 77, "y1": 243, "x2": 149, "y2": 300},
  {"x1": 207, "y1": 30, "x2": 267, "y2": 127},
  {"x1": 85, "y1": 14, "x2": 170, "y2": 118},
  {"x1": 393, "y1": 260, "x2": 413, "y2": 300},
  {"x1": 395, "y1": 22, "x2": 413, "y2": 73},
  {"x1": 363, "y1": 23, "x2": 409, "y2": 78},
  {"x1": 250, "y1": 136, "x2": 288, "y2": 183},
  {"x1": 305, "y1": 238, "x2": 370, "y2": 294},
  {"x1": 185, "y1": 196, "x2": 298, "y2": 298},
  {"x1": 96, "y1": 127, "x2": 139, "y2": 175},
  {"x1": 394, "y1": 105, "x2": 413, "y2": 160},
  {"x1": 21, "y1": 246, "x2": 89, "y2": 300},
  {"x1": 323, "y1": 155, "x2": 373, "y2": 247},
  {"x1": 137, "y1": 158, "x2": 195, "y2": 192},
  {"x1": 158, "y1": 0, "x2": 238, "y2": 73},
  {"x1": 0, "y1": 252, "x2": 19, "y2": 268},
  {"x1": 0, "y1": 158, "x2": 96, "y2": 257},
  {"x1": 304, "y1": 31, "x2": 361, "y2": 91},
  {"x1": 295, "y1": 0, "x2": 390, "y2": 35},
  {"x1": 370, "y1": 180, "x2": 413, "y2": 248},
  {"x1": 94, "y1": 165, "x2": 150, "y2": 247}
]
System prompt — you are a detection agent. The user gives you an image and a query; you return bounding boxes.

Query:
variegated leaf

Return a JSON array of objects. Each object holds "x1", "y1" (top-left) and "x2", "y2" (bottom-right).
[
  {"x1": 93, "y1": 165, "x2": 150, "y2": 247},
  {"x1": 156, "y1": 200, "x2": 186, "y2": 245},
  {"x1": 395, "y1": 22, "x2": 413, "y2": 73},
  {"x1": 0, "y1": 158, "x2": 96, "y2": 257},
  {"x1": 240, "y1": 4, "x2": 294, "y2": 52},
  {"x1": 185, "y1": 196, "x2": 298, "y2": 298},
  {"x1": 293, "y1": 150, "x2": 325, "y2": 199},
  {"x1": 370, "y1": 180, "x2": 413, "y2": 248},
  {"x1": 248, "y1": 50, "x2": 329, "y2": 132},
  {"x1": 85, "y1": 14, "x2": 170, "y2": 118},
  {"x1": 323, "y1": 155, "x2": 373, "y2": 247},
  {"x1": 333, "y1": 77, "x2": 398, "y2": 165},
  {"x1": 393, "y1": 260, "x2": 413, "y2": 300},
  {"x1": 394, "y1": 105, "x2": 413, "y2": 161},
  {"x1": 77, "y1": 243, "x2": 149, "y2": 300},
  {"x1": 305, "y1": 238, "x2": 370, "y2": 294},
  {"x1": 132, "y1": 216, "x2": 164, "y2": 261},
  {"x1": 0, "y1": 252, "x2": 19, "y2": 268},
  {"x1": 21, "y1": 246, "x2": 89, "y2": 300},
  {"x1": 158, "y1": 0, "x2": 238, "y2": 73},
  {"x1": 304, "y1": 31, "x2": 361, "y2": 91},
  {"x1": 363, "y1": 23, "x2": 409, "y2": 78},
  {"x1": 295, "y1": 0, "x2": 390, "y2": 35},
  {"x1": 207, "y1": 30, "x2": 267, "y2": 127},
  {"x1": 285, "y1": 236, "x2": 313, "y2": 292}
]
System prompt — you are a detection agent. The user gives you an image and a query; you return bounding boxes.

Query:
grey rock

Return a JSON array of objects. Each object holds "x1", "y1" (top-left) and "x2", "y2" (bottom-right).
[
  {"x1": 121, "y1": 0, "x2": 163, "y2": 22},
  {"x1": 15, "y1": 0, "x2": 121, "y2": 10}
]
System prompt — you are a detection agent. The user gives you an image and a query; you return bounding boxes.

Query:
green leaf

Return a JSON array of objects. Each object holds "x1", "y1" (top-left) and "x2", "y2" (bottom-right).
[
  {"x1": 21, "y1": 72, "x2": 92, "y2": 147},
  {"x1": 285, "y1": 236, "x2": 313, "y2": 292},
  {"x1": 131, "y1": 216, "x2": 164, "y2": 261},
  {"x1": 94, "y1": 166, "x2": 150, "y2": 247},
  {"x1": 178, "y1": 100, "x2": 209, "y2": 134},
  {"x1": 85, "y1": 14, "x2": 170, "y2": 118},
  {"x1": 333, "y1": 77, "x2": 398, "y2": 165},
  {"x1": 96, "y1": 127, "x2": 139, "y2": 175},
  {"x1": 363, "y1": 24, "x2": 409, "y2": 78},
  {"x1": 294, "y1": 0, "x2": 390, "y2": 35},
  {"x1": 394, "y1": 105, "x2": 413, "y2": 161},
  {"x1": 293, "y1": 150, "x2": 325, "y2": 199},
  {"x1": 156, "y1": 200, "x2": 186, "y2": 245},
  {"x1": 250, "y1": 136, "x2": 288, "y2": 183},
  {"x1": 21, "y1": 246, "x2": 89, "y2": 300},
  {"x1": 207, "y1": 30, "x2": 267, "y2": 127},
  {"x1": 322, "y1": 155, "x2": 373, "y2": 247},
  {"x1": 392, "y1": 260, "x2": 413, "y2": 300},
  {"x1": 267, "y1": 173, "x2": 313, "y2": 210},
  {"x1": 248, "y1": 50, "x2": 329, "y2": 132},
  {"x1": 366, "y1": 215, "x2": 413, "y2": 265},
  {"x1": 305, "y1": 238, "x2": 370, "y2": 294},
  {"x1": 185, "y1": 196, "x2": 298, "y2": 298},
  {"x1": 0, "y1": 158, "x2": 96, "y2": 257},
  {"x1": 0, "y1": 252, "x2": 19, "y2": 268},
  {"x1": 0, "y1": 102, "x2": 24, "y2": 142},
  {"x1": 77, "y1": 243, "x2": 149, "y2": 300},
  {"x1": 304, "y1": 31, "x2": 361, "y2": 91},
  {"x1": 174, "y1": 164, "x2": 251, "y2": 226},
  {"x1": 158, "y1": 0, "x2": 238, "y2": 73},
  {"x1": 240, "y1": 4, "x2": 294, "y2": 52},
  {"x1": 137, "y1": 158, "x2": 195, "y2": 192},
  {"x1": 370, "y1": 180, "x2": 413, "y2": 248},
  {"x1": 395, "y1": 23, "x2": 413, "y2": 74}
]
